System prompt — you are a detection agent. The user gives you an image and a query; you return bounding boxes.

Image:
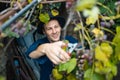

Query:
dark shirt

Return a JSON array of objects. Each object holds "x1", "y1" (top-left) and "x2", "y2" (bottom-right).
[{"x1": 26, "y1": 36, "x2": 78, "y2": 80}]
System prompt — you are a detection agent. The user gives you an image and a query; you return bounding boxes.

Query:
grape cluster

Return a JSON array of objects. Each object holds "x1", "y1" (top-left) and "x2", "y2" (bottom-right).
[
  {"x1": 75, "y1": 50, "x2": 85, "y2": 80},
  {"x1": 10, "y1": 20, "x2": 34, "y2": 37},
  {"x1": 75, "y1": 49, "x2": 93, "y2": 80},
  {"x1": 100, "y1": 20, "x2": 115, "y2": 28}
]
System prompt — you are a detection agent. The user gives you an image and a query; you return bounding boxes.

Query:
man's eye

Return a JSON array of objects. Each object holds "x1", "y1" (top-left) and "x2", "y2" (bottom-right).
[
  {"x1": 47, "y1": 28, "x2": 51, "y2": 30},
  {"x1": 55, "y1": 26, "x2": 59, "y2": 28}
]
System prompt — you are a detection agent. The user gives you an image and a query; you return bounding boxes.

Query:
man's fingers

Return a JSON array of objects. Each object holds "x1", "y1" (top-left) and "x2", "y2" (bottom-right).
[
  {"x1": 49, "y1": 53, "x2": 63, "y2": 65},
  {"x1": 54, "y1": 41, "x2": 66, "y2": 47},
  {"x1": 60, "y1": 49, "x2": 70, "y2": 61}
]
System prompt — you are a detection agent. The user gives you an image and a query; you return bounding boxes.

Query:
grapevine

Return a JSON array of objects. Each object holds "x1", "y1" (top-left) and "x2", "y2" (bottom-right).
[{"x1": 1, "y1": 0, "x2": 120, "y2": 80}]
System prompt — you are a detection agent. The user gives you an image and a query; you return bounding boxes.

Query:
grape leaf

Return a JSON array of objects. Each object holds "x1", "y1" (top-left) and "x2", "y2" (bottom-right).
[
  {"x1": 113, "y1": 27, "x2": 120, "y2": 44},
  {"x1": 59, "y1": 58, "x2": 77, "y2": 74},
  {"x1": 39, "y1": 13, "x2": 50, "y2": 23},
  {"x1": 66, "y1": 73, "x2": 77, "y2": 80},
  {"x1": 3, "y1": 28, "x2": 19, "y2": 38},
  {"x1": 95, "y1": 45, "x2": 108, "y2": 62},
  {"x1": 116, "y1": 26, "x2": 120, "y2": 34},
  {"x1": 115, "y1": 43, "x2": 120, "y2": 61},
  {"x1": 100, "y1": 42, "x2": 113, "y2": 58},
  {"x1": 51, "y1": 9, "x2": 59, "y2": 16},
  {"x1": 75, "y1": 0, "x2": 97, "y2": 11},
  {"x1": 67, "y1": 58, "x2": 77, "y2": 73},
  {"x1": 84, "y1": 69, "x2": 105, "y2": 80},
  {"x1": 111, "y1": 64, "x2": 117, "y2": 76},
  {"x1": 52, "y1": 68, "x2": 63, "y2": 80}
]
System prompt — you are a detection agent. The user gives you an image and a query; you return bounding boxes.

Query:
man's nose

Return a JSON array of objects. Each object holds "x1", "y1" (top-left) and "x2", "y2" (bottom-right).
[{"x1": 52, "y1": 28, "x2": 57, "y2": 33}]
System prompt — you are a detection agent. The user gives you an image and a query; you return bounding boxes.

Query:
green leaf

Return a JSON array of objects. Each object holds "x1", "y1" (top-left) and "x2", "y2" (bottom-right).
[
  {"x1": 0, "y1": 76, "x2": 5, "y2": 80},
  {"x1": 59, "y1": 62, "x2": 68, "y2": 71},
  {"x1": 3, "y1": 28, "x2": 19, "y2": 38},
  {"x1": 59, "y1": 58, "x2": 77, "y2": 74},
  {"x1": 111, "y1": 64, "x2": 117, "y2": 76},
  {"x1": 115, "y1": 43, "x2": 120, "y2": 61},
  {"x1": 116, "y1": 26, "x2": 120, "y2": 34},
  {"x1": 92, "y1": 73, "x2": 105, "y2": 80},
  {"x1": 67, "y1": 58, "x2": 77, "y2": 73},
  {"x1": 84, "y1": 69, "x2": 105, "y2": 80},
  {"x1": 106, "y1": 73, "x2": 114, "y2": 80},
  {"x1": 113, "y1": 27, "x2": 120, "y2": 44},
  {"x1": 84, "y1": 69, "x2": 92, "y2": 79},
  {"x1": 0, "y1": 43, "x2": 4, "y2": 47},
  {"x1": 113, "y1": 27, "x2": 120, "y2": 61}
]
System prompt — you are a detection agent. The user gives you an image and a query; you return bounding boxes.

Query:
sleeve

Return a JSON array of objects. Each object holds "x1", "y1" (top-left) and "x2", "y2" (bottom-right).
[
  {"x1": 65, "y1": 36, "x2": 78, "y2": 43},
  {"x1": 25, "y1": 39, "x2": 49, "y2": 64}
]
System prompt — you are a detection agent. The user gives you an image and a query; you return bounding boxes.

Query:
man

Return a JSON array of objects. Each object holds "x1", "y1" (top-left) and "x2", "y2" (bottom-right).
[{"x1": 26, "y1": 16, "x2": 78, "y2": 80}]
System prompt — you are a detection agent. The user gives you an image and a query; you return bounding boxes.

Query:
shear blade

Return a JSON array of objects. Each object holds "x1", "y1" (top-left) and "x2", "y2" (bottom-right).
[{"x1": 68, "y1": 43, "x2": 78, "y2": 53}]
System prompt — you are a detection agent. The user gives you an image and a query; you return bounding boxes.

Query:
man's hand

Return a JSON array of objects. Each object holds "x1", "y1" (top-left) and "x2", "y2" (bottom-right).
[
  {"x1": 29, "y1": 41, "x2": 70, "y2": 65},
  {"x1": 44, "y1": 41, "x2": 70, "y2": 64}
]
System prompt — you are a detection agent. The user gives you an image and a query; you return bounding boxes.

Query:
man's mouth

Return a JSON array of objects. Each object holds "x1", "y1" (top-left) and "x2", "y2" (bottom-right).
[{"x1": 52, "y1": 34, "x2": 59, "y2": 39}]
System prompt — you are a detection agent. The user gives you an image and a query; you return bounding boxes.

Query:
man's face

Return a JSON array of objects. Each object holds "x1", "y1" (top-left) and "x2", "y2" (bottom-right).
[{"x1": 43, "y1": 20, "x2": 61, "y2": 42}]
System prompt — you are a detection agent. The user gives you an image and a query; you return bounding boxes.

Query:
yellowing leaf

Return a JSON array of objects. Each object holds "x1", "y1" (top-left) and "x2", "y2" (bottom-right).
[
  {"x1": 86, "y1": 16, "x2": 97, "y2": 25},
  {"x1": 39, "y1": 3, "x2": 43, "y2": 10},
  {"x1": 67, "y1": 73, "x2": 77, "y2": 80},
  {"x1": 95, "y1": 61, "x2": 103, "y2": 73},
  {"x1": 83, "y1": 6, "x2": 99, "y2": 17},
  {"x1": 74, "y1": 23, "x2": 83, "y2": 31},
  {"x1": 39, "y1": 13, "x2": 50, "y2": 23},
  {"x1": 100, "y1": 42, "x2": 113, "y2": 58},
  {"x1": 76, "y1": 0, "x2": 97, "y2": 11},
  {"x1": 28, "y1": 0, "x2": 32, "y2": 3},
  {"x1": 84, "y1": 6, "x2": 99, "y2": 25},
  {"x1": 51, "y1": 9, "x2": 59, "y2": 16},
  {"x1": 95, "y1": 45, "x2": 108, "y2": 62},
  {"x1": 92, "y1": 28, "x2": 104, "y2": 38},
  {"x1": 52, "y1": 68, "x2": 63, "y2": 80}
]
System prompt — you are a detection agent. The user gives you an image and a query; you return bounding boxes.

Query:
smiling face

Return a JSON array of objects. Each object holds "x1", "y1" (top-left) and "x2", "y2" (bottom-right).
[{"x1": 43, "y1": 19, "x2": 62, "y2": 42}]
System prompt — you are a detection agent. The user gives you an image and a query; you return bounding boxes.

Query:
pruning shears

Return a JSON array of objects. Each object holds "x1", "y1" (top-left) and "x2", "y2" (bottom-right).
[
  {"x1": 62, "y1": 42, "x2": 83, "y2": 56},
  {"x1": 67, "y1": 43, "x2": 78, "y2": 54}
]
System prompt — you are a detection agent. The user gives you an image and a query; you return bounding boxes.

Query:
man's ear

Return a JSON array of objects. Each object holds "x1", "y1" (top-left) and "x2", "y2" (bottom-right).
[{"x1": 43, "y1": 30, "x2": 45, "y2": 35}]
